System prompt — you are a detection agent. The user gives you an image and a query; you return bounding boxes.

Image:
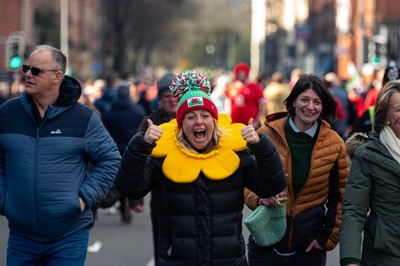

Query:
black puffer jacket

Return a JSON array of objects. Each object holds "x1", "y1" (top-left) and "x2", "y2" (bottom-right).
[{"x1": 116, "y1": 132, "x2": 286, "y2": 265}]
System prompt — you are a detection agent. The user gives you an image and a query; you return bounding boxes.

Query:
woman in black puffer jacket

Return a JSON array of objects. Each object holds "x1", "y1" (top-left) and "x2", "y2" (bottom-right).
[{"x1": 115, "y1": 70, "x2": 286, "y2": 265}]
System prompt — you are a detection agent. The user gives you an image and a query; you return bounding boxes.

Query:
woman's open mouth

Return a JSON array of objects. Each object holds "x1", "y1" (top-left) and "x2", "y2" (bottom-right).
[{"x1": 194, "y1": 129, "x2": 206, "y2": 139}]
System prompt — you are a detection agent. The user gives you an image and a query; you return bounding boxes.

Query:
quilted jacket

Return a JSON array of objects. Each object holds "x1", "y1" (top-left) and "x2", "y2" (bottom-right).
[
  {"x1": 0, "y1": 76, "x2": 121, "y2": 242},
  {"x1": 245, "y1": 112, "x2": 349, "y2": 251},
  {"x1": 116, "y1": 132, "x2": 286, "y2": 266}
]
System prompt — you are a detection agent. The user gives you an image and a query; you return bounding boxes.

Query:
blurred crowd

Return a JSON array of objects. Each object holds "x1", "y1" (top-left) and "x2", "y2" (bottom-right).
[{"x1": 1, "y1": 60, "x2": 398, "y2": 224}]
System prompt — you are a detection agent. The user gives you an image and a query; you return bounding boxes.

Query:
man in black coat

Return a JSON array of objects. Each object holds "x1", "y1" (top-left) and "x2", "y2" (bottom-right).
[
  {"x1": 101, "y1": 84, "x2": 146, "y2": 223},
  {"x1": 138, "y1": 71, "x2": 177, "y2": 262}
]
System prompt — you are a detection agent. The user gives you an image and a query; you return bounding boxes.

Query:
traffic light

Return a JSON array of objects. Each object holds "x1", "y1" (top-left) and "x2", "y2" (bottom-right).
[
  {"x1": 5, "y1": 34, "x2": 25, "y2": 70},
  {"x1": 9, "y1": 42, "x2": 22, "y2": 69},
  {"x1": 372, "y1": 34, "x2": 387, "y2": 67}
]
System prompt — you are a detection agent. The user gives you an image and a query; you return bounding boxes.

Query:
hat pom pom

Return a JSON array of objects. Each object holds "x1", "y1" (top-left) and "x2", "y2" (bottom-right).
[{"x1": 170, "y1": 70, "x2": 211, "y2": 101}]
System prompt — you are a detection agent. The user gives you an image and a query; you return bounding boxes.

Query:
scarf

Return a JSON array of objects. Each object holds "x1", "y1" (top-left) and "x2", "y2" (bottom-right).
[{"x1": 379, "y1": 125, "x2": 400, "y2": 165}]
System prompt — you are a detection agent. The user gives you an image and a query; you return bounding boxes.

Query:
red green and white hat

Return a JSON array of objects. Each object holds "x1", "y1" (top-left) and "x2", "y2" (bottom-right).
[{"x1": 170, "y1": 70, "x2": 218, "y2": 128}]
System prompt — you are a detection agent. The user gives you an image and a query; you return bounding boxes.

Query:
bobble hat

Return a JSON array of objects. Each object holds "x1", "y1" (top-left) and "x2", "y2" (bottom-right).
[{"x1": 170, "y1": 70, "x2": 218, "y2": 128}]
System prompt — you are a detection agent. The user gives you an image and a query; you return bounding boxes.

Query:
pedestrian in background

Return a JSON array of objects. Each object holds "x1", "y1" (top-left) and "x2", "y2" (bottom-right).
[
  {"x1": 348, "y1": 63, "x2": 400, "y2": 138},
  {"x1": 103, "y1": 84, "x2": 147, "y2": 160},
  {"x1": 289, "y1": 68, "x2": 303, "y2": 88},
  {"x1": 131, "y1": 78, "x2": 152, "y2": 115},
  {"x1": 324, "y1": 78, "x2": 345, "y2": 133},
  {"x1": 325, "y1": 72, "x2": 356, "y2": 139},
  {"x1": 94, "y1": 72, "x2": 118, "y2": 115},
  {"x1": 340, "y1": 81, "x2": 400, "y2": 266},
  {"x1": 0, "y1": 44, "x2": 121, "y2": 266},
  {"x1": 210, "y1": 73, "x2": 231, "y2": 114},
  {"x1": 225, "y1": 62, "x2": 266, "y2": 129},
  {"x1": 137, "y1": 71, "x2": 177, "y2": 263},
  {"x1": 263, "y1": 70, "x2": 291, "y2": 115},
  {"x1": 115, "y1": 70, "x2": 286, "y2": 265},
  {"x1": 245, "y1": 74, "x2": 349, "y2": 266},
  {"x1": 101, "y1": 84, "x2": 147, "y2": 223}
]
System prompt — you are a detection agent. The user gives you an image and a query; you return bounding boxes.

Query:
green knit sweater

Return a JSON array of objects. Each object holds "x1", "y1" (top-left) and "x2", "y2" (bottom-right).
[{"x1": 285, "y1": 120, "x2": 319, "y2": 198}]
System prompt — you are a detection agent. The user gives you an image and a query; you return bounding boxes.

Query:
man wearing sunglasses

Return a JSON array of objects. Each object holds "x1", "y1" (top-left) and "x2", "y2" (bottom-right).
[{"x1": 0, "y1": 45, "x2": 121, "y2": 266}]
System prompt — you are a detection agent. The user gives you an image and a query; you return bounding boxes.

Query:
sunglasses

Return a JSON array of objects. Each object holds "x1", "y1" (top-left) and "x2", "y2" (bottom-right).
[{"x1": 22, "y1": 64, "x2": 59, "y2": 76}]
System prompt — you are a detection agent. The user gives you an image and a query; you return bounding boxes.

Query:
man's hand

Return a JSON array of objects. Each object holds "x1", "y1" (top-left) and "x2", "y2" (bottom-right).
[
  {"x1": 79, "y1": 197, "x2": 86, "y2": 212},
  {"x1": 306, "y1": 239, "x2": 323, "y2": 252},
  {"x1": 132, "y1": 204, "x2": 144, "y2": 213}
]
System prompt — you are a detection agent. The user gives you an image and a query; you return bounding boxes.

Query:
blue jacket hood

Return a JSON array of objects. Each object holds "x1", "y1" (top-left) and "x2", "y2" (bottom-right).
[{"x1": 55, "y1": 75, "x2": 82, "y2": 106}]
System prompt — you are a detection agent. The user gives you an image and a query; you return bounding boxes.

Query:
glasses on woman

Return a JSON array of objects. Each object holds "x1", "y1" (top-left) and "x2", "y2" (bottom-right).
[{"x1": 22, "y1": 64, "x2": 59, "y2": 76}]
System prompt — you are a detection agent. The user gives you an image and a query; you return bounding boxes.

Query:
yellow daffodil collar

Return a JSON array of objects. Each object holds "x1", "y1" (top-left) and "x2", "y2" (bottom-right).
[{"x1": 151, "y1": 113, "x2": 247, "y2": 183}]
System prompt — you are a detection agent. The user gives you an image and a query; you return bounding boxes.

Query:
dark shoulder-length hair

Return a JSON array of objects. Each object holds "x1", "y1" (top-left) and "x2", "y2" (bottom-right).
[
  {"x1": 285, "y1": 74, "x2": 337, "y2": 122},
  {"x1": 374, "y1": 81, "x2": 400, "y2": 133}
]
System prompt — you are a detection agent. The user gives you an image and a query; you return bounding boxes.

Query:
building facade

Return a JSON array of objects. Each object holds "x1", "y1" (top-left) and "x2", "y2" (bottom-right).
[
  {"x1": 260, "y1": 0, "x2": 400, "y2": 82},
  {"x1": 0, "y1": 0, "x2": 102, "y2": 80}
]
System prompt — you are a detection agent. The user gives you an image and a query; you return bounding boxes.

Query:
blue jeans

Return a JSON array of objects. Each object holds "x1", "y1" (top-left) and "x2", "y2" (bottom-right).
[
  {"x1": 7, "y1": 228, "x2": 89, "y2": 266},
  {"x1": 248, "y1": 246, "x2": 327, "y2": 266}
]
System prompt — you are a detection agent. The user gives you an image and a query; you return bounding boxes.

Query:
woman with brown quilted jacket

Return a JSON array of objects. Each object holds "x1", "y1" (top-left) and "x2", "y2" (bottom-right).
[{"x1": 244, "y1": 74, "x2": 349, "y2": 266}]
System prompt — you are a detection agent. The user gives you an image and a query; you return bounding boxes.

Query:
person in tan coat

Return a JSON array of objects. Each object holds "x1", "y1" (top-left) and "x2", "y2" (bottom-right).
[
  {"x1": 245, "y1": 74, "x2": 349, "y2": 266},
  {"x1": 264, "y1": 71, "x2": 292, "y2": 115}
]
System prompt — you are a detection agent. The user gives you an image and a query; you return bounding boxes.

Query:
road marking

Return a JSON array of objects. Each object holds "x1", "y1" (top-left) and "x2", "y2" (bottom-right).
[
  {"x1": 87, "y1": 240, "x2": 103, "y2": 253},
  {"x1": 146, "y1": 256, "x2": 155, "y2": 266}
]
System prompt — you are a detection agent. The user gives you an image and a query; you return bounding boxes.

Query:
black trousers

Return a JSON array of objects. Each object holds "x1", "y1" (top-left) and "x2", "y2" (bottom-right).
[{"x1": 248, "y1": 246, "x2": 326, "y2": 266}]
